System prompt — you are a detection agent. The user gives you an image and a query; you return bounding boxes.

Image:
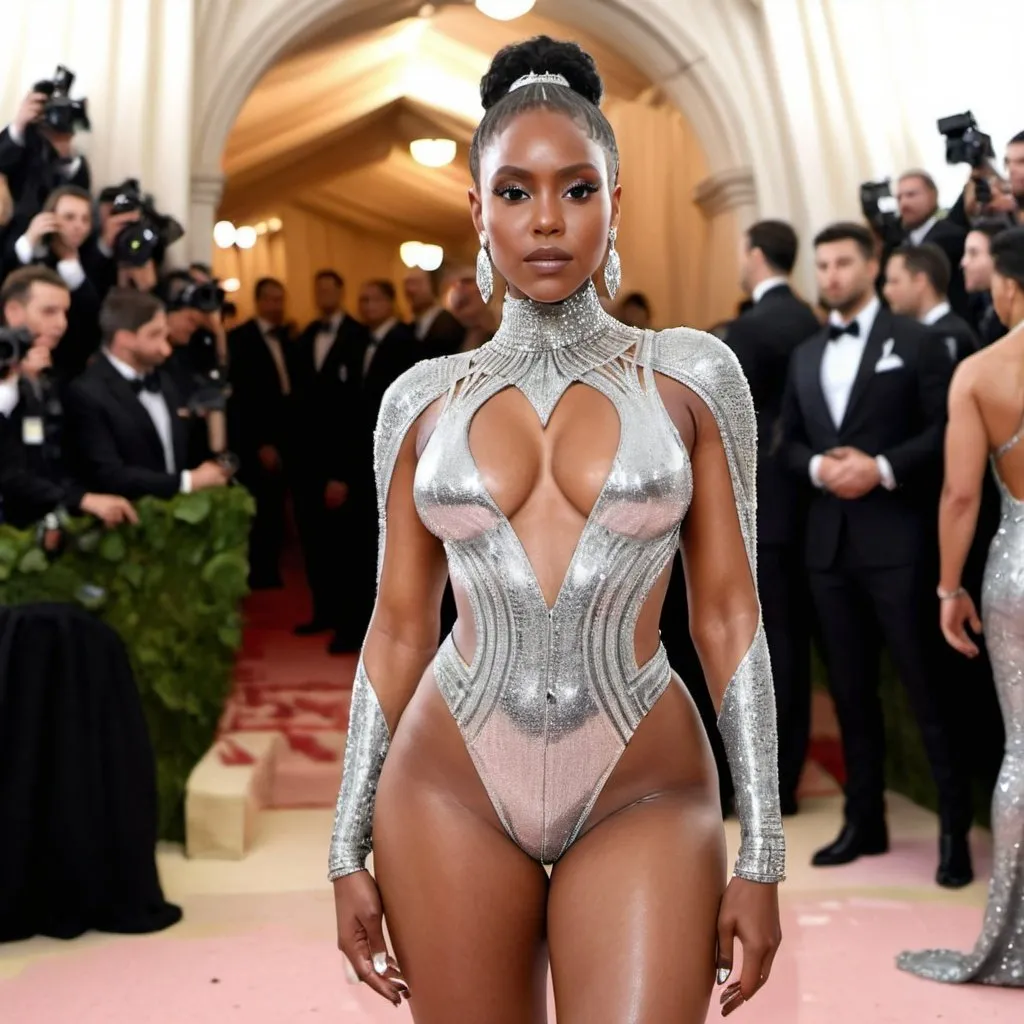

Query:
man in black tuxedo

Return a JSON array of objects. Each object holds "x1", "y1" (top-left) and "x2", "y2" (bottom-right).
[
  {"x1": 403, "y1": 267, "x2": 466, "y2": 361},
  {"x1": 290, "y1": 270, "x2": 370, "y2": 643},
  {"x1": 883, "y1": 243, "x2": 979, "y2": 364},
  {"x1": 227, "y1": 278, "x2": 293, "y2": 589},
  {"x1": 780, "y1": 222, "x2": 972, "y2": 887},
  {"x1": 64, "y1": 289, "x2": 231, "y2": 501},
  {"x1": 962, "y1": 220, "x2": 1011, "y2": 346},
  {"x1": 893, "y1": 171, "x2": 969, "y2": 319},
  {"x1": 729, "y1": 219, "x2": 822, "y2": 815}
]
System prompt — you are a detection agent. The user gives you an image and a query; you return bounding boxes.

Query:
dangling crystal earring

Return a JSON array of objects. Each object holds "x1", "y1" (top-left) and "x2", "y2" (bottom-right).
[
  {"x1": 476, "y1": 231, "x2": 494, "y2": 303},
  {"x1": 604, "y1": 227, "x2": 621, "y2": 300}
]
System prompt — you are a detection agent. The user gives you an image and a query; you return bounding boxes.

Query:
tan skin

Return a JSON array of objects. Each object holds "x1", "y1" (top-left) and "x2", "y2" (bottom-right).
[
  {"x1": 334, "y1": 107, "x2": 780, "y2": 1022},
  {"x1": 939, "y1": 270, "x2": 1024, "y2": 657}
]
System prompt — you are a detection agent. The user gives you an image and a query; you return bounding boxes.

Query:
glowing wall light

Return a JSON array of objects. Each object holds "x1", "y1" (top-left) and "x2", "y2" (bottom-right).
[
  {"x1": 213, "y1": 220, "x2": 236, "y2": 248},
  {"x1": 235, "y1": 225, "x2": 257, "y2": 249},
  {"x1": 222, "y1": 277, "x2": 241, "y2": 293},
  {"x1": 400, "y1": 241, "x2": 445, "y2": 271},
  {"x1": 409, "y1": 138, "x2": 457, "y2": 168}
]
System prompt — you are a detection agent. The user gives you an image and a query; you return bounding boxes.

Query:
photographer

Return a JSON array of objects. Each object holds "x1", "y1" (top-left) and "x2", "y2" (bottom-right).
[
  {"x1": 0, "y1": 266, "x2": 133, "y2": 529},
  {"x1": 63, "y1": 288, "x2": 231, "y2": 501},
  {"x1": 0, "y1": 70, "x2": 91, "y2": 262},
  {"x1": 949, "y1": 128, "x2": 1024, "y2": 229}
]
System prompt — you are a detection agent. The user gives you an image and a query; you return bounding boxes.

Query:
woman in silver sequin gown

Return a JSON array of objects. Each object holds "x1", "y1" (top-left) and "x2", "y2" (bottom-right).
[
  {"x1": 326, "y1": 38, "x2": 785, "y2": 1023},
  {"x1": 897, "y1": 226, "x2": 1024, "y2": 987}
]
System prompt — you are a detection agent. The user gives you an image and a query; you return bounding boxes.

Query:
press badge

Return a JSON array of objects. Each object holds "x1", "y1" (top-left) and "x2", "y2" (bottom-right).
[{"x1": 22, "y1": 416, "x2": 44, "y2": 445}]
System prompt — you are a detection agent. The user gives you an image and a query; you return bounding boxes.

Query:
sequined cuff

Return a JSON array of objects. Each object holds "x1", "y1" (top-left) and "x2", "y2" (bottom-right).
[
  {"x1": 327, "y1": 659, "x2": 391, "y2": 881},
  {"x1": 717, "y1": 622, "x2": 786, "y2": 883}
]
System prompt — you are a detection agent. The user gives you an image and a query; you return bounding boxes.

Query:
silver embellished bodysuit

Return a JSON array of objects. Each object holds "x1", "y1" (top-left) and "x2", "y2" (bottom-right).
[
  {"x1": 329, "y1": 283, "x2": 786, "y2": 885},
  {"x1": 898, "y1": 424, "x2": 1024, "y2": 986}
]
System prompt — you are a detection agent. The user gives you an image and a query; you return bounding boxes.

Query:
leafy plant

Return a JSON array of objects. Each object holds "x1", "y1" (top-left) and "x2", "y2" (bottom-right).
[{"x1": 0, "y1": 487, "x2": 255, "y2": 840}]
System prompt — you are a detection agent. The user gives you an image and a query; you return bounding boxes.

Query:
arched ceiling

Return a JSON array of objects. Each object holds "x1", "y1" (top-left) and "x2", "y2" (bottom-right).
[{"x1": 219, "y1": 3, "x2": 654, "y2": 246}]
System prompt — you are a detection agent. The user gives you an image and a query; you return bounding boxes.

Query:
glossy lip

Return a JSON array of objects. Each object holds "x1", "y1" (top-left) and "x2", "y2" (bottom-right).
[{"x1": 524, "y1": 246, "x2": 572, "y2": 274}]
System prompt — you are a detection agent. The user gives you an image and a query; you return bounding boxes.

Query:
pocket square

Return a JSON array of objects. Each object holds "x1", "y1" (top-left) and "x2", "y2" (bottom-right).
[
  {"x1": 875, "y1": 338, "x2": 903, "y2": 372},
  {"x1": 338, "y1": 365, "x2": 348, "y2": 383}
]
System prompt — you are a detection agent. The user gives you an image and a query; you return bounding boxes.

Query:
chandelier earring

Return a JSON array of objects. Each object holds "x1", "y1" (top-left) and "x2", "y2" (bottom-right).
[
  {"x1": 604, "y1": 227, "x2": 621, "y2": 300},
  {"x1": 476, "y1": 231, "x2": 494, "y2": 303}
]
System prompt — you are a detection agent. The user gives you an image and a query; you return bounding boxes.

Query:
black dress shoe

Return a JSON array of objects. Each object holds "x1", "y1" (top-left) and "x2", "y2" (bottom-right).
[
  {"x1": 294, "y1": 619, "x2": 332, "y2": 636},
  {"x1": 936, "y1": 832, "x2": 973, "y2": 888},
  {"x1": 811, "y1": 820, "x2": 889, "y2": 867}
]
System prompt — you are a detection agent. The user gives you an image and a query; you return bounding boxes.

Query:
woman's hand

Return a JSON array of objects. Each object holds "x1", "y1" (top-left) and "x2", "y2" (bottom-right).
[
  {"x1": 940, "y1": 592, "x2": 983, "y2": 658},
  {"x1": 716, "y1": 877, "x2": 781, "y2": 1016},
  {"x1": 333, "y1": 871, "x2": 409, "y2": 1007}
]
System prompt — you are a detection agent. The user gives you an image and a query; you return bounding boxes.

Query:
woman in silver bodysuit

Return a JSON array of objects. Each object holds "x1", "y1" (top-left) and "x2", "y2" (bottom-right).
[
  {"x1": 328, "y1": 37, "x2": 785, "y2": 1021},
  {"x1": 897, "y1": 226, "x2": 1024, "y2": 987}
]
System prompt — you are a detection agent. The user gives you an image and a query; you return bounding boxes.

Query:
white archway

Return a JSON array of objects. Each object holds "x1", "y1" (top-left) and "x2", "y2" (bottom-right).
[{"x1": 189, "y1": 0, "x2": 765, "y2": 264}]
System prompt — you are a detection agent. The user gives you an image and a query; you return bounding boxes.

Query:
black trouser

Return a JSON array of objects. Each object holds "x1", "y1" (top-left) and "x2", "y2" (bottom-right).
[
  {"x1": 293, "y1": 477, "x2": 344, "y2": 624},
  {"x1": 809, "y1": 553, "x2": 971, "y2": 833},
  {"x1": 759, "y1": 543, "x2": 812, "y2": 805},
  {"x1": 240, "y1": 460, "x2": 286, "y2": 587}
]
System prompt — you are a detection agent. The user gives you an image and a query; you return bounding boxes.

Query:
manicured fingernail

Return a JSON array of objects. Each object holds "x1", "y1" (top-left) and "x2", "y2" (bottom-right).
[
  {"x1": 717, "y1": 967, "x2": 731, "y2": 985},
  {"x1": 373, "y1": 952, "x2": 388, "y2": 975}
]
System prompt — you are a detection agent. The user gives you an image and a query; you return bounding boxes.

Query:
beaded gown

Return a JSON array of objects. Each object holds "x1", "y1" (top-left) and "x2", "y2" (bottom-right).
[{"x1": 897, "y1": 425, "x2": 1024, "y2": 986}]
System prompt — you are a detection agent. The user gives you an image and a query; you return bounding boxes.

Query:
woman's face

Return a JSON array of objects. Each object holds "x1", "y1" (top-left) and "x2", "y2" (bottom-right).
[{"x1": 471, "y1": 108, "x2": 619, "y2": 304}]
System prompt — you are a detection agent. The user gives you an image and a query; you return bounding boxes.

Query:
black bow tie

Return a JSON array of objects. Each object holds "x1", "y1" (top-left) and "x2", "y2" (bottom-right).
[
  {"x1": 129, "y1": 373, "x2": 161, "y2": 395},
  {"x1": 828, "y1": 320, "x2": 861, "y2": 341}
]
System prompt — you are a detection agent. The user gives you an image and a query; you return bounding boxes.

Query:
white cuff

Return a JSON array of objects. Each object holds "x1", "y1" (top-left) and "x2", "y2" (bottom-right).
[
  {"x1": 0, "y1": 377, "x2": 21, "y2": 417},
  {"x1": 180, "y1": 470, "x2": 192, "y2": 494},
  {"x1": 7, "y1": 123, "x2": 24, "y2": 146},
  {"x1": 14, "y1": 234, "x2": 36, "y2": 266},
  {"x1": 876, "y1": 455, "x2": 896, "y2": 491},
  {"x1": 56, "y1": 258, "x2": 86, "y2": 291},
  {"x1": 809, "y1": 454, "x2": 825, "y2": 488}
]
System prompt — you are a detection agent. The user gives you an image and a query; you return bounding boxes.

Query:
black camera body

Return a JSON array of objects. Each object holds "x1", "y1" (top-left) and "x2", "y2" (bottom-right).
[
  {"x1": 101, "y1": 179, "x2": 186, "y2": 267},
  {"x1": 859, "y1": 178, "x2": 904, "y2": 247},
  {"x1": 177, "y1": 281, "x2": 226, "y2": 315},
  {"x1": 938, "y1": 111, "x2": 995, "y2": 170},
  {"x1": 33, "y1": 65, "x2": 89, "y2": 135},
  {"x1": 0, "y1": 325, "x2": 34, "y2": 377}
]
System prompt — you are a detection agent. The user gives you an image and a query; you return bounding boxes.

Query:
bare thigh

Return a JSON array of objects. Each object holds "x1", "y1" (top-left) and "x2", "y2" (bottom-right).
[
  {"x1": 548, "y1": 792, "x2": 727, "y2": 1024},
  {"x1": 373, "y1": 676, "x2": 550, "y2": 1024}
]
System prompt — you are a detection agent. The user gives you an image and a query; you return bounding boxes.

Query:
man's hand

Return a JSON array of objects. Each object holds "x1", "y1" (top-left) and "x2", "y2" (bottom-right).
[
  {"x1": 325, "y1": 480, "x2": 349, "y2": 509},
  {"x1": 101, "y1": 209, "x2": 140, "y2": 251},
  {"x1": 79, "y1": 493, "x2": 138, "y2": 528},
  {"x1": 191, "y1": 460, "x2": 232, "y2": 491},
  {"x1": 24, "y1": 211, "x2": 58, "y2": 249},
  {"x1": 117, "y1": 260, "x2": 157, "y2": 293},
  {"x1": 14, "y1": 91, "x2": 47, "y2": 134},
  {"x1": 47, "y1": 132, "x2": 73, "y2": 159},
  {"x1": 259, "y1": 445, "x2": 282, "y2": 473},
  {"x1": 824, "y1": 446, "x2": 881, "y2": 499},
  {"x1": 20, "y1": 344, "x2": 52, "y2": 381}
]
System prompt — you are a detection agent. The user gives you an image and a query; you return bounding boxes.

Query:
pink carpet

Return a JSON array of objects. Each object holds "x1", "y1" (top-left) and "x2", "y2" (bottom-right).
[{"x1": 2, "y1": 890, "x2": 1019, "y2": 1022}]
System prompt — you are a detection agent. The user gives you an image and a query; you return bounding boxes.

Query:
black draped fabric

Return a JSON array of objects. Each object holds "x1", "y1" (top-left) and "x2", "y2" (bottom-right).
[{"x1": 0, "y1": 603, "x2": 182, "y2": 942}]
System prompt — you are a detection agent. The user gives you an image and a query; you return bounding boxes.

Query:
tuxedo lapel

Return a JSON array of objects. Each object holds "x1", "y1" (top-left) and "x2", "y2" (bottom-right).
[
  {"x1": 98, "y1": 357, "x2": 165, "y2": 463},
  {"x1": 840, "y1": 309, "x2": 890, "y2": 432},
  {"x1": 800, "y1": 333, "x2": 835, "y2": 436},
  {"x1": 160, "y1": 373, "x2": 188, "y2": 472}
]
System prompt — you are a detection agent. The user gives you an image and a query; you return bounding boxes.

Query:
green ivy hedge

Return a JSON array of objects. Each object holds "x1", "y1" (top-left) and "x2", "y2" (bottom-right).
[{"x1": 0, "y1": 487, "x2": 254, "y2": 841}]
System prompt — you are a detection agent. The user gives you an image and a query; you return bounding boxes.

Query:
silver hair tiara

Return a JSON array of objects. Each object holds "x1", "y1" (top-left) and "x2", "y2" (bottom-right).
[{"x1": 508, "y1": 71, "x2": 571, "y2": 94}]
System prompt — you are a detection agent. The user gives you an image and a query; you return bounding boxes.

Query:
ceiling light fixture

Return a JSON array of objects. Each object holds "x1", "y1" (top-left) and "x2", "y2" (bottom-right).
[
  {"x1": 409, "y1": 138, "x2": 457, "y2": 168},
  {"x1": 235, "y1": 225, "x2": 257, "y2": 250},
  {"x1": 213, "y1": 220, "x2": 236, "y2": 248},
  {"x1": 474, "y1": 0, "x2": 536, "y2": 21},
  {"x1": 400, "y1": 241, "x2": 445, "y2": 271},
  {"x1": 267, "y1": 216, "x2": 283, "y2": 232}
]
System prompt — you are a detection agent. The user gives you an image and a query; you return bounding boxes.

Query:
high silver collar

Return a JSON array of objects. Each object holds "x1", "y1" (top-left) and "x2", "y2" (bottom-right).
[{"x1": 489, "y1": 281, "x2": 617, "y2": 353}]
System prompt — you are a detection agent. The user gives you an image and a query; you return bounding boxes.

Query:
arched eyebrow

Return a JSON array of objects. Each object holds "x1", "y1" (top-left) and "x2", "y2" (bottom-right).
[{"x1": 492, "y1": 162, "x2": 602, "y2": 180}]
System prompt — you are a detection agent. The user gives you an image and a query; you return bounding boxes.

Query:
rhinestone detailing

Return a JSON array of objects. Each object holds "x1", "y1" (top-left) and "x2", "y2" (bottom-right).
[
  {"x1": 508, "y1": 71, "x2": 571, "y2": 93},
  {"x1": 475, "y1": 232, "x2": 493, "y2": 304},
  {"x1": 604, "y1": 227, "x2": 621, "y2": 300},
  {"x1": 896, "y1": 460, "x2": 1024, "y2": 986}
]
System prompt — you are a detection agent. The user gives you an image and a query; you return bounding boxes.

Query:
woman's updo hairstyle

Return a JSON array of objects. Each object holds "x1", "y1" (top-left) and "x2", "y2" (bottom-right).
[{"x1": 470, "y1": 36, "x2": 620, "y2": 185}]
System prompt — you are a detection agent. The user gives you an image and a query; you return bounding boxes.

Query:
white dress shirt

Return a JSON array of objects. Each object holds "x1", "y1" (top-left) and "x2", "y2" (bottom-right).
[
  {"x1": 920, "y1": 301, "x2": 951, "y2": 326},
  {"x1": 414, "y1": 305, "x2": 443, "y2": 341},
  {"x1": 105, "y1": 351, "x2": 191, "y2": 492},
  {"x1": 809, "y1": 295, "x2": 896, "y2": 491},
  {"x1": 313, "y1": 312, "x2": 344, "y2": 372},
  {"x1": 12, "y1": 232, "x2": 87, "y2": 291},
  {"x1": 907, "y1": 215, "x2": 938, "y2": 247},
  {"x1": 0, "y1": 375, "x2": 20, "y2": 417},
  {"x1": 364, "y1": 317, "x2": 397, "y2": 376},
  {"x1": 256, "y1": 318, "x2": 292, "y2": 395},
  {"x1": 751, "y1": 276, "x2": 788, "y2": 305}
]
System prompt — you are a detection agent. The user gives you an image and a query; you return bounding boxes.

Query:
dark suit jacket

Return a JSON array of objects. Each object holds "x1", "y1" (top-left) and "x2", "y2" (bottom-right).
[
  {"x1": 290, "y1": 314, "x2": 371, "y2": 484},
  {"x1": 921, "y1": 218, "x2": 969, "y2": 320},
  {"x1": 0, "y1": 376, "x2": 85, "y2": 527},
  {"x1": 417, "y1": 308, "x2": 466, "y2": 361},
  {"x1": 726, "y1": 283, "x2": 821, "y2": 546},
  {"x1": 360, "y1": 321, "x2": 418, "y2": 428},
  {"x1": 926, "y1": 309, "x2": 979, "y2": 365},
  {"x1": 63, "y1": 355, "x2": 189, "y2": 501},
  {"x1": 226, "y1": 319, "x2": 292, "y2": 464},
  {"x1": 780, "y1": 306, "x2": 951, "y2": 570}
]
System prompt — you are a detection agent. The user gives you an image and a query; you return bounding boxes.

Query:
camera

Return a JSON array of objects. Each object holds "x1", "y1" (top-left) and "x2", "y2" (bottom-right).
[
  {"x1": 177, "y1": 280, "x2": 226, "y2": 315},
  {"x1": 938, "y1": 112, "x2": 995, "y2": 170},
  {"x1": 33, "y1": 65, "x2": 90, "y2": 135},
  {"x1": 0, "y1": 325, "x2": 34, "y2": 377},
  {"x1": 859, "y1": 178, "x2": 904, "y2": 247},
  {"x1": 100, "y1": 179, "x2": 186, "y2": 267}
]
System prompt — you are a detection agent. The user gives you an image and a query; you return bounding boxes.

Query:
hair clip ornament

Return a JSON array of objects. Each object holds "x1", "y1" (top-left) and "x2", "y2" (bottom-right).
[{"x1": 508, "y1": 72, "x2": 571, "y2": 94}]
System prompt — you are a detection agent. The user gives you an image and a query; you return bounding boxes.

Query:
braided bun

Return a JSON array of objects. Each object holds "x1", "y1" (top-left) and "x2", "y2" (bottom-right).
[{"x1": 480, "y1": 36, "x2": 604, "y2": 111}]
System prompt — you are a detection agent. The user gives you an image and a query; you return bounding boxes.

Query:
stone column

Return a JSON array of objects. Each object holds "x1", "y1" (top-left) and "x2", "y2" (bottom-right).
[{"x1": 189, "y1": 172, "x2": 225, "y2": 266}]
